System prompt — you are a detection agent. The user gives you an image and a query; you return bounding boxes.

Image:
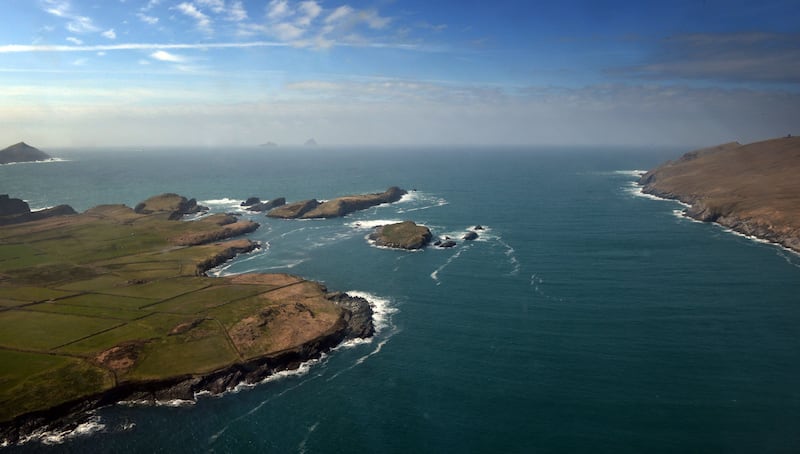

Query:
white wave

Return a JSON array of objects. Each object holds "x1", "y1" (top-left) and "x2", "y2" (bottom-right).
[
  {"x1": 395, "y1": 191, "x2": 449, "y2": 213},
  {"x1": 347, "y1": 219, "x2": 403, "y2": 229},
  {"x1": 497, "y1": 237, "x2": 521, "y2": 276},
  {"x1": 16, "y1": 415, "x2": 105, "y2": 446},
  {"x1": 346, "y1": 291, "x2": 397, "y2": 334},
  {"x1": 613, "y1": 169, "x2": 648, "y2": 176},
  {"x1": 0, "y1": 158, "x2": 70, "y2": 166},
  {"x1": 298, "y1": 421, "x2": 320, "y2": 454},
  {"x1": 622, "y1": 181, "x2": 691, "y2": 207},
  {"x1": 430, "y1": 245, "x2": 471, "y2": 285}
]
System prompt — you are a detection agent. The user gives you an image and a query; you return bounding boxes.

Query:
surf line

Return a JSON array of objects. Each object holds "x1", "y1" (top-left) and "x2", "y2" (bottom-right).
[{"x1": 430, "y1": 244, "x2": 472, "y2": 285}]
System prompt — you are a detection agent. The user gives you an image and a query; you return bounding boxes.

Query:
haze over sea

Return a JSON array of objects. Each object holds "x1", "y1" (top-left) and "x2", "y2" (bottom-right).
[{"x1": 3, "y1": 147, "x2": 800, "y2": 453}]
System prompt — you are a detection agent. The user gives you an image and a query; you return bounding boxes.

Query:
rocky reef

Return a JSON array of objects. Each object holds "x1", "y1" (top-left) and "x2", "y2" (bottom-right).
[
  {"x1": 369, "y1": 221, "x2": 432, "y2": 250},
  {"x1": 267, "y1": 187, "x2": 407, "y2": 219},
  {"x1": 0, "y1": 142, "x2": 52, "y2": 164},
  {"x1": 639, "y1": 136, "x2": 800, "y2": 253}
]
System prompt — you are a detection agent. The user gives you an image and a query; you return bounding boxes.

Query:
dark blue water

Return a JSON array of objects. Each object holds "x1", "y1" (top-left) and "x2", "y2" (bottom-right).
[{"x1": 3, "y1": 147, "x2": 800, "y2": 453}]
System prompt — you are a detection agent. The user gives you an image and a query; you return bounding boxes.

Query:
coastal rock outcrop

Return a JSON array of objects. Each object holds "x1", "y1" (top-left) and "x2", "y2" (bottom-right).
[
  {"x1": 639, "y1": 136, "x2": 800, "y2": 253},
  {"x1": 0, "y1": 195, "x2": 76, "y2": 226},
  {"x1": 369, "y1": 221, "x2": 432, "y2": 250},
  {"x1": 267, "y1": 187, "x2": 407, "y2": 219},
  {"x1": 134, "y1": 193, "x2": 209, "y2": 220},
  {"x1": 247, "y1": 197, "x2": 286, "y2": 212},
  {"x1": 0, "y1": 142, "x2": 52, "y2": 164},
  {"x1": 266, "y1": 199, "x2": 321, "y2": 219},
  {"x1": 462, "y1": 231, "x2": 479, "y2": 241}
]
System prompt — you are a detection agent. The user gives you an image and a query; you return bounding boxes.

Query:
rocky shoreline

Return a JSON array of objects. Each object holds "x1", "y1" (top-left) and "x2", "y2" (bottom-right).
[
  {"x1": 639, "y1": 136, "x2": 800, "y2": 254},
  {"x1": 0, "y1": 192, "x2": 379, "y2": 445},
  {"x1": 0, "y1": 290, "x2": 374, "y2": 445}
]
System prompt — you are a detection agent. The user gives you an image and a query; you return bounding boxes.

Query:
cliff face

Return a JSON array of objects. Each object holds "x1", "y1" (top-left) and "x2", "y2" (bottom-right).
[
  {"x1": 0, "y1": 142, "x2": 52, "y2": 164},
  {"x1": 640, "y1": 136, "x2": 800, "y2": 252}
]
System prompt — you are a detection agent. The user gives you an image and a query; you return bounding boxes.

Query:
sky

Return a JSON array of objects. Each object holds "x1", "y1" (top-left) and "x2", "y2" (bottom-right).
[{"x1": 1, "y1": 0, "x2": 799, "y2": 147}]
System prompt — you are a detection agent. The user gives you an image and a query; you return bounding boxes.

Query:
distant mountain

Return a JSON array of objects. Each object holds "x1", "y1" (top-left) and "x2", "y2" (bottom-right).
[
  {"x1": 0, "y1": 142, "x2": 52, "y2": 164},
  {"x1": 304, "y1": 138, "x2": 318, "y2": 146},
  {"x1": 259, "y1": 142, "x2": 278, "y2": 147}
]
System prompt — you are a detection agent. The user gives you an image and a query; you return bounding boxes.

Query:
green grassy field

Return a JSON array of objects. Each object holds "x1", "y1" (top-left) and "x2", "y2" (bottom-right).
[{"x1": 0, "y1": 198, "x2": 346, "y2": 424}]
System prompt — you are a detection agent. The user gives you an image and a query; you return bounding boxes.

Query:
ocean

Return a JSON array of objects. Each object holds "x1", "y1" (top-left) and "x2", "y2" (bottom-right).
[{"x1": 3, "y1": 147, "x2": 800, "y2": 453}]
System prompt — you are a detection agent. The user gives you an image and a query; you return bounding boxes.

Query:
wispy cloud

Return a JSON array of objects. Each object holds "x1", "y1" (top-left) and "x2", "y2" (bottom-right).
[
  {"x1": 66, "y1": 36, "x2": 83, "y2": 45},
  {"x1": 41, "y1": 0, "x2": 100, "y2": 33},
  {"x1": 102, "y1": 29, "x2": 117, "y2": 39},
  {"x1": 137, "y1": 13, "x2": 159, "y2": 25},
  {"x1": 150, "y1": 50, "x2": 186, "y2": 62},
  {"x1": 197, "y1": 0, "x2": 225, "y2": 14},
  {"x1": 227, "y1": 1, "x2": 247, "y2": 21},
  {"x1": 176, "y1": 2, "x2": 213, "y2": 33}
]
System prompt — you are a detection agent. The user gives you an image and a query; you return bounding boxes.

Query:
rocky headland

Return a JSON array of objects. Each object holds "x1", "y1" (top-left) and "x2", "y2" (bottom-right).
[
  {"x1": 0, "y1": 142, "x2": 52, "y2": 165},
  {"x1": 639, "y1": 136, "x2": 800, "y2": 253},
  {"x1": 0, "y1": 194, "x2": 77, "y2": 226},
  {"x1": 369, "y1": 221, "x2": 432, "y2": 250},
  {"x1": 0, "y1": 193, "x2": 375, "y2": 444},
  {"x1": 267, "y1": 187, "x2": 407, "y2": 219}
]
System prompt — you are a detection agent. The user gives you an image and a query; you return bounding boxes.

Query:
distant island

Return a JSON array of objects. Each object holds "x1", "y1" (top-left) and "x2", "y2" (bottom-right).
[
  {"x1": 258, "y1": 142, "x2": 278, "y2": 147},
  {"x1": 0, "y1": 193, "x2": 374, "y2": 443},
  {"x1": 0, "y1": 142, "x2": 52, "y2": 164},
  {"x1": 304, "y1": 138, "x2": 318, "y2": 146},
  {"x1": 639, "y1": 136, "x2": 800, "y2": 253},
  {"x1": 267, "y1": 187, "x2": 407, "y2": 219}
]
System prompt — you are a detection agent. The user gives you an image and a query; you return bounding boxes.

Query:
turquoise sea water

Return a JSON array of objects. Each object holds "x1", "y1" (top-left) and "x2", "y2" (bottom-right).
[{"x1": 3, "y1": 147, "x2": 800, "y2": 453}]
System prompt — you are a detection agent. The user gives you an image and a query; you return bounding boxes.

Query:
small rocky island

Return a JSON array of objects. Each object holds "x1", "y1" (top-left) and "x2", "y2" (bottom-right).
[
  {"x1": 640, "y1": 136, "x2": 800, "y2": 253},
  {"x1": 0, "y1": 142, "x2": 53, "y2": 164},
  {"x1": 369, "y1": 221, "x2": 432, "y2": 250},
  {"x1": 0, "y1": 193, "x2": 374, "y2": 443},
  {"x1": 267, "y1": 187, "x2": 407, "y2": 219}
]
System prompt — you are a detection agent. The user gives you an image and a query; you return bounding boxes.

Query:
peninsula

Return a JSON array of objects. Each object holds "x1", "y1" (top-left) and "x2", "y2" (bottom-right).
[
  {"x1": 639, "y1": 136, "x2": 800, "y2": 253},
  {"x1": 267, "y1": 187, "x2": 407, "y2": 219},
  {"x1": 0, "y1": 194, "x2": 374, "y2": 443},
  {"x1": 0, "y1": 142, "x2": 52, "y2": 165}
]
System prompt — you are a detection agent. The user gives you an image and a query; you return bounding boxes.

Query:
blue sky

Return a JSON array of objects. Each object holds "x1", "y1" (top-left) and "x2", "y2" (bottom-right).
[{"x1": 1, "y1": 0, "x2": 798, "y2": 147}]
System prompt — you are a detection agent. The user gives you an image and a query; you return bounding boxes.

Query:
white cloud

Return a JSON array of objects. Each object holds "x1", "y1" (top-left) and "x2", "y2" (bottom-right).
[
  {"x1": 150, "y1": 50, "x2": 187, "y2": 62},
  {"x1": 142, "y1": 0, "x2": 160, "y2": 11},
  {"x1": 97, "y1": 51, "x2": 106, "y2": 56},
  {"x1": 325, "y1": 5, "x2": 353, "y2": 24},
  {"x1": 66, "y1": 37, "x2": 83, "y2": 45},
  {"x1": 359, "y1": 10, "x2": 390, "y2": 29},
  {"x1": 273, "y1": 23, "x2": 304, "y2": 41},
  {"x1": 66, "y1": 15, "x2": 100, "y2": 33},
  {"x1": 72, "y1": 57, "x2": 88, "y2": 66},
  {"x1": 227, "y1": 1, "x2": 247, "y2": 21},
  {"x1": 197, "y1": 0, "x2": 225, "y2": 13},
  {"x1": 176, "y1": 2, "x2": 213, "y2": 32},
  {"x1": 137, "y1": 13, "x2": 159, "y2": 25},
  {"x1": 296, "y1": 1, "x2": 321, "y2": 27},
  {"x1": 102, "y1": 29, "x2": 117, "y2": 39},
  {"x1": 267, "y1": 0, "x2": 291, "y2": 20}
]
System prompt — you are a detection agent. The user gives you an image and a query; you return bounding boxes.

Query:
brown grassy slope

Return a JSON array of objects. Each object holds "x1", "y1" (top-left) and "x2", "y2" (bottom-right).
[{"x1": 640, "y1": 136, "x2": 800, "y2": 252}]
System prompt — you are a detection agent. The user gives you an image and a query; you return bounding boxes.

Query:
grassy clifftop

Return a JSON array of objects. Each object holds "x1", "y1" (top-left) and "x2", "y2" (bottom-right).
[{"x1": 0, "y1": 197, "x2": 362, "y2": 435}]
